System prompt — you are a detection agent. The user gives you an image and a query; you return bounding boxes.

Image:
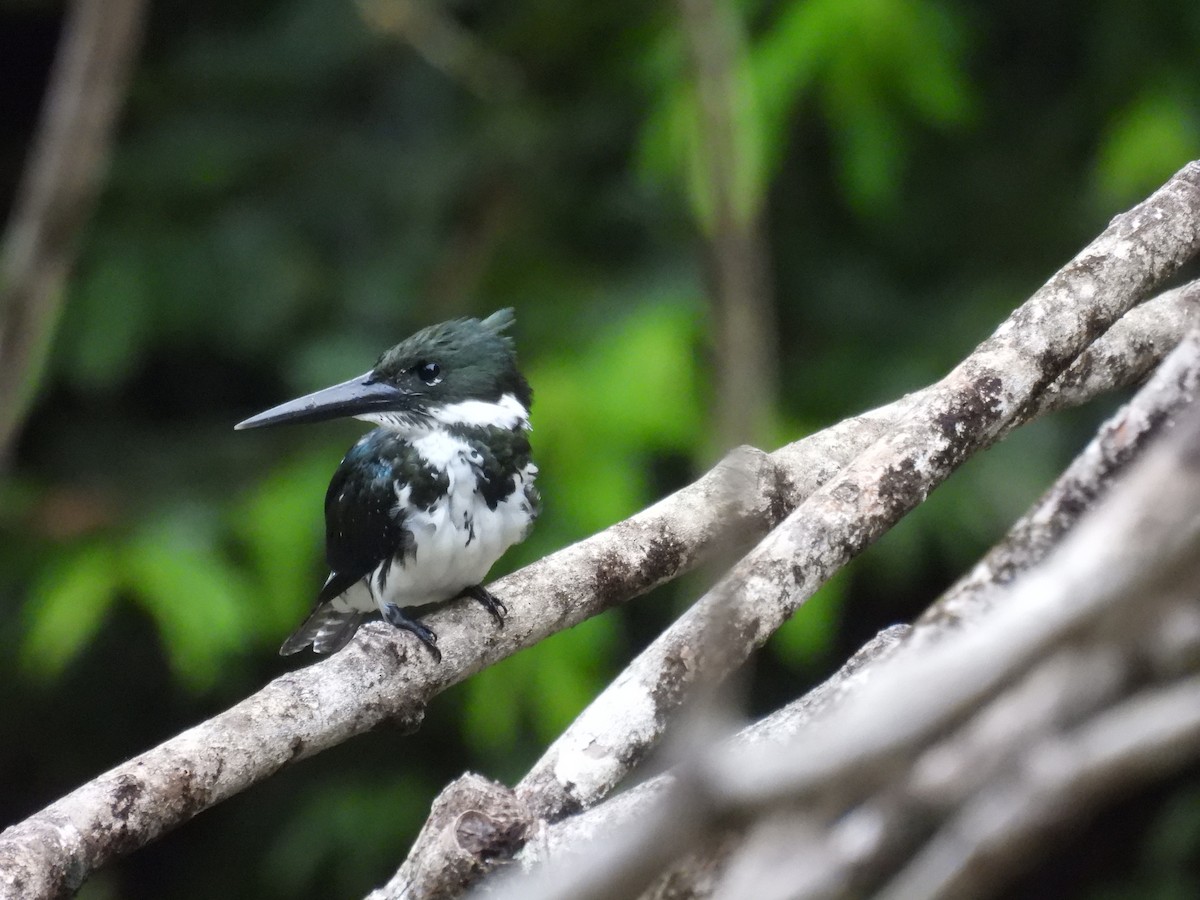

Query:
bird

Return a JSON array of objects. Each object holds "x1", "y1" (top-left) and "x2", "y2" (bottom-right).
[{"x1": 235, "y1": 309, "x2": 539, "y2": 660}]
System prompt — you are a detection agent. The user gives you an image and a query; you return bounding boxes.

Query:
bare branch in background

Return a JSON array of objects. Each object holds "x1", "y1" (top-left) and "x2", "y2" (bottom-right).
[
  {"x1": 423, "y1": 183, "x2": 519, "y2": 318},
  {"x1": 0, "y1": 0, "x2": 148, "y2": 461},
  {"x1": 2, "y1": 165, "x2": 1198, "y2": 900},
  {"x1": 358, "y1": 0, "x2": 523, "y2": 102},
  {"x1": 677, "y1": 0, "x2": 779, "y2": 451}
]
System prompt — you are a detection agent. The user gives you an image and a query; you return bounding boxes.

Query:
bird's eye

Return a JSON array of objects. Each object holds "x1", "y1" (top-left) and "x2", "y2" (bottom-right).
[{"x1": 416, "y1": 362, "x2": 442, "y2": 385}]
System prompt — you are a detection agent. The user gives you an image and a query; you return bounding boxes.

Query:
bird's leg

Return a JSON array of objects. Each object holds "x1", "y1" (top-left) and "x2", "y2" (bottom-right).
[
  {"x1": 382, "y1": 604, "x2": 441, "y2": 662},
  {"x1": 461, "y1": 584, "x2": 507, "y2": 625}
]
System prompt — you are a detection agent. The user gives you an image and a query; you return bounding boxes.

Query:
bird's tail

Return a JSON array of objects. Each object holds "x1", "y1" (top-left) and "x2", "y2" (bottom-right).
[{"x1": 279, "y1": 603, "x2": 364, "y2": 656}]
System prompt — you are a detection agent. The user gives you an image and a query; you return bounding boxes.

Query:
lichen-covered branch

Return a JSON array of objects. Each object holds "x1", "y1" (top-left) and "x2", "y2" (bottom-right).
[
  {"x1": 370, "y1": 628, "x2": 912, "y2": 900},
  {"x1": 370, "y1": 174, "x2": 1200, "y2": 900},
  {"x1": 1034, "y1": 278, "x2": 1200, "y2": 416},
  {"x1": 515, "y1": 162, "x2": 1200, "y2": 827},
  {"x1": 515, "y1": 626, "x2": 912, "y2": 890},
  {"x1": 499, "y1": 326, "x2": 1200, "y2": 897},
  {"x1": 916, "y1": 326, "x2": 1200, "y2": 636},
  {"x1": 489, "y1": 396, "x2": 1200, "y2": 900}
]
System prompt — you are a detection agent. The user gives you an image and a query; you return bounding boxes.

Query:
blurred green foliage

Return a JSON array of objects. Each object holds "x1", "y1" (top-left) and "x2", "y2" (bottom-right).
[
  {"x1": 3, "y1": 0, "x2": 1199, "y2": 897},
  {"x1": 1095, "y1": 85, "x2": 1200, "y2": 204},
  {"x1": 642, "y1": 0, "x2": 975, "y2": 224}
]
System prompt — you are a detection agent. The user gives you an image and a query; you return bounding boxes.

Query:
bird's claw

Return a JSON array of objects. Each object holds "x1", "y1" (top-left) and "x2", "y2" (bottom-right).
[
  {"x1": 383, "y1": 603, "x2": 441, "y2": 662},
  {"x1": 463, "y1": 585, "x2": 507, "y2": 626}
]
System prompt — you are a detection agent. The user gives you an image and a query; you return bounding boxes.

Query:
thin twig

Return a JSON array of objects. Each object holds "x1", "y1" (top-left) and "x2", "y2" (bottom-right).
[{"x1": 357, "y1": 0, "x2": 522, "y2": 102}]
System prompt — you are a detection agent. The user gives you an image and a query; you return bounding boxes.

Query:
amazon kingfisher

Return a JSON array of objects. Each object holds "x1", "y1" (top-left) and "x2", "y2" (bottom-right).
[{"x1": 235, "y1": 309, "x2": 539, "y2": 659}]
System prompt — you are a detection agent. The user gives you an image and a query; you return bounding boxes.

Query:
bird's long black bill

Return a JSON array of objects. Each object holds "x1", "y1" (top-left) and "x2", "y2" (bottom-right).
[{"x1": 235, "y1": 373, "x2": 406, "y2": 430}]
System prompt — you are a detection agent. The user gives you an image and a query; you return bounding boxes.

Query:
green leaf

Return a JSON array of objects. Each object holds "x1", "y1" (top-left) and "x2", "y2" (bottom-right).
[
  {"x1": 264, "y1": 774, "x2": 434, "y2": 897},
  {"x1": 58, "y1": 249, "x2": 150, "y2": 392},
  {"x1": 751, "y1": 0, "x2": 844, "y2": 173},
  {"x1": 21, "y1": 543, "x2": 120, "y2": 679},
  {"x1": 232, "y1": 450, "x2": 331, "y2": 633},
  {"x1": 1095, "y1": 87, "x2": 1200, "y2": 205},
  {"x1": 123, "y1": 514, "x2": 255, "y2": 691},
  {"x1": 529, "y1": 615, "x2": 621, "y2": 742},
  {"x1": 527, "y1": 300, "x2": 703, "y2": 535},
  {"x1": 824, "y1": 52, "x2": 907, "y2": 214},
  {"x1": 639, "y1": 0, "x2": 974, "y2": 220},
  {"x1": 461, "y1": 656, "x2": 527, "y2": 751},
  {"x1": 638, "y1": 11, "x2": 768, "y2": 231},
  {"x1": 461, "y1": 614, "x2": 621, "y2": 753}
]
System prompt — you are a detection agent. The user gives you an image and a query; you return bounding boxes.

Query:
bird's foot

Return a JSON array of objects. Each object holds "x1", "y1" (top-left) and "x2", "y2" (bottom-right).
[
  {"x1": 382, "y1": 603, "x2": 441, "y2": 662},
  {"x1": 462, "y1": 584, "x2": 507, "y2": 626}
]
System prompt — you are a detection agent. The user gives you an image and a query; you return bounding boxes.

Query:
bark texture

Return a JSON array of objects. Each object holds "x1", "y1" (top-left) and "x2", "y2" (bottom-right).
[
  {"x1": 488, "y1": 396, "x2": 1200, "y2": 900},
  {"x1": 369, "y1": 166, "x2": 1200, "y2": 899}
]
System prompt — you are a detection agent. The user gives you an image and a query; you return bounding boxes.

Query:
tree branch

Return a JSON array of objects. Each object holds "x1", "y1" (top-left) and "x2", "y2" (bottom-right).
[
  {"x1": 515, "y1": 162, "x2": 1200, "y2": 827},
  {"x1": 916, "y1": 324, "x2": 1200, "y2": 636},
  {"x1": 705, "y1": 329, "x2": 1200, "y2": 900},
  {"x1": 676, "y1": 0, "x2": 778, "y2": 449},
  {"x1": 370, "y1": 176, "x2": 1200, "y2": 899},
  {"x1": 487, "y1": 392, "x2": 1200, "y2": 900},
  {"x1": 879, "y1": 674, "x2": 1200, "y2": 900},
  {"x1": 1034, "y1": 278, "x2": 1200, "y2": 415},
  {"x1": 357, "y1": 0, "x2": 523, "y2": 102},
  {"x1": 511, "y1": 626, "x2": 912, "y2": 893},
  {"x1": 0, "y1": 0, "x2": 148, "y2": 461},
  {"x1": 498, "y1": 327, "x2": 1200, "y2": 899}
]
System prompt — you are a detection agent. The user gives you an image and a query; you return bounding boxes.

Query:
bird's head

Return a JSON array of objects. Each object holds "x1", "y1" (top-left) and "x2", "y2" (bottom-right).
[{"x1": 235, "y1": 309, "x2": 531, "y2": 432}]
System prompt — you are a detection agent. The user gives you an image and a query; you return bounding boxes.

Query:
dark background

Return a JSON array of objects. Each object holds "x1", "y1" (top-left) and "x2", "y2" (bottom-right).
[{"x1": 2, "y1": 0, "x2": 1198, "y2": 896}]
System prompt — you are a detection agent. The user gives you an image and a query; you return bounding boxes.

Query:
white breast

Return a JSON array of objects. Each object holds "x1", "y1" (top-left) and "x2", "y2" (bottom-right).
[{"x1": 359, "y1": 430, "x2": 536, "y2": 614}]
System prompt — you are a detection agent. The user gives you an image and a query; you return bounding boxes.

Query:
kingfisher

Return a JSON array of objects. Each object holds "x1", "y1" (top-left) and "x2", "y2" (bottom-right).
[{"x1": 235, "y1": 309, "x2": 539, "y2": 660}]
